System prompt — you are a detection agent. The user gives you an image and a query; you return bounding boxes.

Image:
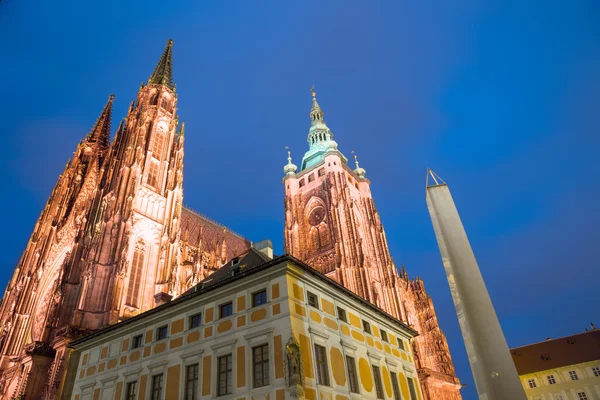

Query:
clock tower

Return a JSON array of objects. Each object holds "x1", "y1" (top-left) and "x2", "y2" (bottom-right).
[{"x1": 283, "y1": 88, "x2": 463, "y2": 399}]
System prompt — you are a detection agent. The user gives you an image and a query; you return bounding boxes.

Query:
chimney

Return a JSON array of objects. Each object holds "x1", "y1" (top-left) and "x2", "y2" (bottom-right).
[{"x1": 253, "y1": 239, "x2": 273, "y2": 260}]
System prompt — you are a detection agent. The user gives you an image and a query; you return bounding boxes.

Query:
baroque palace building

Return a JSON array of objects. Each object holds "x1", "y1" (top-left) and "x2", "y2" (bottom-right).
[{"x1": 0, "y1": 40, "x2": 460, "y2": 399}]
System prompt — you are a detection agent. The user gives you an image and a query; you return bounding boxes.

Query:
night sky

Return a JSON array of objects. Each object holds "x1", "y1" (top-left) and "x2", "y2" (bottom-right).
[{"x1": 1, "y1": 1, "x2": 599, "y2": 398}]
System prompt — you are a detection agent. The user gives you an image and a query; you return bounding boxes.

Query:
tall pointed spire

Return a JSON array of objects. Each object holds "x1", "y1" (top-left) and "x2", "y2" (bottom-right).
[
  {"x1": 148, "y1": 39, "x2": 174, "y2": 89},
  {"x1": 310, "y1": 85, "x2": 324, "y2": 123},
  {"x1": 86, "y1": 94, "x2": 114, "y2": 149}
]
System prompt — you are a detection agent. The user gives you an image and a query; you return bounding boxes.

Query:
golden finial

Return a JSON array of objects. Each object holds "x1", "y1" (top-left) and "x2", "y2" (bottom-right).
[{"x1": 310, "y1": 85, "x2": 316, "y2": 98}]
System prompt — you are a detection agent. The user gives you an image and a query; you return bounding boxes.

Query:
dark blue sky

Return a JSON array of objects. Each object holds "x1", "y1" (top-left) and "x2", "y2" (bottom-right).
[{"x1": 1, "y1": 1, "x2": 599, "y2": 398}]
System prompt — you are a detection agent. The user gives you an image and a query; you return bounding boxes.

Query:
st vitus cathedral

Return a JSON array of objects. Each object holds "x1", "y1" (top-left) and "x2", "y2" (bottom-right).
[{"x1": 0, "y1": 40, "x2": 461, "y2": 399}]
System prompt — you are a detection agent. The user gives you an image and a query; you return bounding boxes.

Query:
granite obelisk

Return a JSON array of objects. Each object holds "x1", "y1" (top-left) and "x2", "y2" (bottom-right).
[{"x1": 425, "y1": 170, "x2": 526, "y2": 400}]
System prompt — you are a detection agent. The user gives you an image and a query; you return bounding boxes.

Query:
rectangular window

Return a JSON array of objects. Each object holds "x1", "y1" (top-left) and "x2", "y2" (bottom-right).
[
  {"x1": 147, "y1": 159, "x2": 160, "y2": 188},
  {"x1": 390, "y1": 371, "x2": 401, "y2": 400},
  {"x1": 318, "y1": 168, "x2": 326, "y2": 177},
  {"x1": 372, "y1": 365, "x2": 384, "y2": 399},
  {"x1": 593, "y1": 366, "x2": 600, "y2": 377},
  {"x1": 219, "y1": 302, "x2": 233, "y2": 318},
  {"x1": 217, "y1": 354, "x2": 233, "y2": 396},
  {"x1": 299, "y1": 179, "x2": 305, "y2": 187},
  {"x1": 569, "y1": 370, "x2": 579, "y2": 380},
  {"x1": 132, "y1": 334, "x2": 143, "y2": 349},
  {"x1": 407, "y1": 377, "x2": 418, "y2": 400},
  {"x1": 547, "y1": 374, "x2": 556, "y2": 384},
  {"x1": 185, "y1": 364, "x2": 199, "y2": 400},
  {"x1": 189, "y1": 313, "x2": 202, "y2": 329},
  {"x1": 125, "y1": 381, "x2": 137, "y2": 400},
  {"x1": 578, "y1": 393, "x2": 588, "y2": 400},
  {"x1": 156, "y1": 325, "x2": 168, "y2": 341},
  {"x1": 528, "y1": 378, "x2": 537, "y2": 388},
  {"x1": 151, "y1": 374, "x2": 163, "y2": 400},
  {"x1": 314, "y1": 344, "x2": 330, "y2": 386},
  {"x1": 363, "y1": 320, "x2": 371, "y2": 334},
  {"x1": 398, "y1": 339, "x2": 405, "y2": 350},
  {"x1": 345, "y1": 356, "x2": 359, "y2": 394},
  {"x1": 381, "y1": 330, "x2": 388, "y2": 343},
  {"x1": 253, "y1": 344, "x2": 270, "y2": 388},
  {"x1": 307, "y1": 291, "x2": 318, "y2": 308},
  {"x1": 252, "y1": 290, "x2": 267, "y2": 307},
  {"x1": 337, "y1": 307, "x2": 347, "y2": 323}
]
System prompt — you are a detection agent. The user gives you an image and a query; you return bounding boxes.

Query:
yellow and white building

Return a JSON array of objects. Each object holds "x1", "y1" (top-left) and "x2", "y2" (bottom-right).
[
  {"x1": 511, "y1": 329, "x2": 600, "y2": 400},
  {"x1": 65, "y1": 248, "x2": 424, "y2": 400}
]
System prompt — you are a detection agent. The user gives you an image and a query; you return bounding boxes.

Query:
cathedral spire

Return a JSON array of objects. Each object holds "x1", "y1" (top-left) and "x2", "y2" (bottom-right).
[
  {"x1": 300, "y1": 86, "x2": 341, "y2": 171},
  {"x1": 284, "y1": 147, "x2": 297, "y2": 176},
  {"x1": 310, "y1": 85, "x2": 324, "y2": 123},
  {"x1": 86, "y1": 94, "x2": 114, "y2": 149},
  {"x1": 148, "y1": 39, "x2": 174, "y2": 89}
]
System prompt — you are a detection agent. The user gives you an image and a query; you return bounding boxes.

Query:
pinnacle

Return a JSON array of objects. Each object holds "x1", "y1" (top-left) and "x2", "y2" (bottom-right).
[
  {"x1": 86, "y1": 94, "x2": 114, "y2": 150},
  {"x1": 148, "y1": 39, "x2": 174, "y2": 89}
]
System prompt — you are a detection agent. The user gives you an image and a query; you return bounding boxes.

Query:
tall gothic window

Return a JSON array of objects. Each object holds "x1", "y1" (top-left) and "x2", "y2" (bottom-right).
[
  {"x1": 150, "y1": 132, "x2": 164, "y2": 159},
  {"x1": 147, "y1": 160, "x2": 160, "y2": 189},
  {"x1": 126, "y1": 239, "x2": 145, "y2": 308}
]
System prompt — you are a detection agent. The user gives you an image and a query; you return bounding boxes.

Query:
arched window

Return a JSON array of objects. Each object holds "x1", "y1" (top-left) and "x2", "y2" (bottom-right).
[
  {"x1": 161, "y1": 97, "x2": 173, "y2": 112},
  {"x1": 150, "y1": 131, "x2": 164, "y2": 158},
  {"x1": 126, "y1": 239, "x2": 145, "y2": 308},
  {"x1": 151, "y1": 94, "x2": 159, "y2": 105}
]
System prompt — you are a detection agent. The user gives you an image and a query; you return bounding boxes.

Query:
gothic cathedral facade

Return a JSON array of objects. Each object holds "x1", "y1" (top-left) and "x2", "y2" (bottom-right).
[
  {"x1": 283, "y1": 90, "x2": 462, "y2": 399},
  {"x1": 0, "y1": 40, "x2": 461, "y2": 399}
]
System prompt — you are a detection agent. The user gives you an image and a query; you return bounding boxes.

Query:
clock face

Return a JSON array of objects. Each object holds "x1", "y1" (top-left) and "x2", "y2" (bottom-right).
[
  {"x1": 157, "y1": 121, "x2": 168, "y2": 133},
  {"x1": 308, "y1": 207, "x2": 326, "y2": 226}
]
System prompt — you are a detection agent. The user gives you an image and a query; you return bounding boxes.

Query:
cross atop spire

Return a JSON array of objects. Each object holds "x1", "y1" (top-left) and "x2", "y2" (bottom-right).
[
  {"x1": 148, "y1": 39, "x2": 174, "y2": 89},
  {"x1": 86, "y1": 94, "x2": 114, "y2": 149}
]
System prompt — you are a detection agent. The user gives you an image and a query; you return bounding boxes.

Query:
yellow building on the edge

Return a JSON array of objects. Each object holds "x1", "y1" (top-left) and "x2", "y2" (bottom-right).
[
  {"x1": 511, "y1": 328, "x2": 600, "y2": 400},
  {"x1": 64, "y1": 246, "x2": 424, "y2": 400}
]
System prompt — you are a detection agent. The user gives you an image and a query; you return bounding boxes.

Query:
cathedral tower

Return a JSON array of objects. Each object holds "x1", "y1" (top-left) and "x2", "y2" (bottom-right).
[
  {"x1": 0, "y1": 40, "x2": 186, "y2": 399},
  {"x1": 283, "y1": 88, "x2": 463, "y2": 399}
]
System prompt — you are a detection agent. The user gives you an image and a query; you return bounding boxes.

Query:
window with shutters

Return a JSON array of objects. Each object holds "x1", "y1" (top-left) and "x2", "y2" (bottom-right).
[
  {"x1": 253, "y1": 344, "x2": 270, "y2": 388},
  {"x1": 185, "y1": 364, "x2": 199, "y2": 400},
  {"x1": 217, "y1": 354, "x2": 232, "y2": 396},
  {"x1": 372, "y1": 365, "x2": 384, "y2": 399},
  {"x1": 346, "y1": 356, "x2": 359, "y2": 393},
  {"x1": 314, "y1": 344, "x2": 330, "y2": 386},
  {"x1": 126, "y1": 240, "x2": 145, "y2": 308}
]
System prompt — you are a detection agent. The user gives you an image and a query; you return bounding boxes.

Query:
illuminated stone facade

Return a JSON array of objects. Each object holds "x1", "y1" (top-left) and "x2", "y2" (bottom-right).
[
  {"x1": 67, "y1": 252, "x2": 424, "y2": 400},
  {"x1": 283, "y1": 90, "x2": 462, "y2": 399},
  {"x1": 0, "y1": 41, "x2": 250, "y2": 399}
]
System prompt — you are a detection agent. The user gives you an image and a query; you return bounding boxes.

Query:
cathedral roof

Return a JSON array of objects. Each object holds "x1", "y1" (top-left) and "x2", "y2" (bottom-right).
[{"x1": 180, "y1": 207, "x2": 250, "y2": 260}]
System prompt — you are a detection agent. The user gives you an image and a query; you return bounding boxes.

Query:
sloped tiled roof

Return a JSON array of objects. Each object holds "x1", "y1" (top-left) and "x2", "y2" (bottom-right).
[
  {"x1": 511, "y1": 329, "x2": 600, "y2": 375},
  {"x1": 180, "y1": 207, "x2": 250, "y2": 260}
]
